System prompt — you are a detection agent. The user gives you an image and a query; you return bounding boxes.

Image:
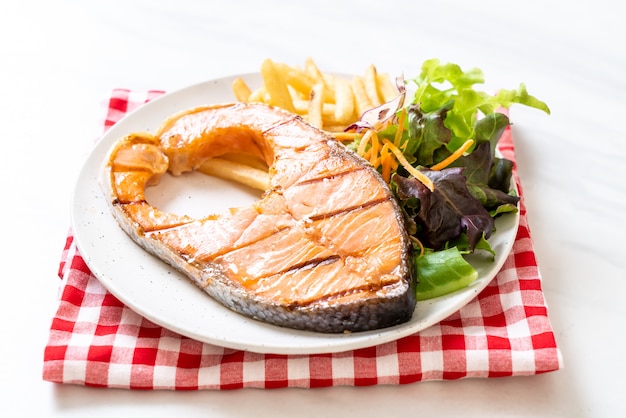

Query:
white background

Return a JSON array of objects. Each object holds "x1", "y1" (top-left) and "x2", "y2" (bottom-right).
[{"x1": 1, "y1": 0, "x2": 624, "y2": 416}]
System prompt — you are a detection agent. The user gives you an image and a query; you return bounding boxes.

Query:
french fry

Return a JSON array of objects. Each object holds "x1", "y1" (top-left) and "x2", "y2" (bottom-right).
[
  {"x1": 350, "y1": 76, "x2": 374, "y2": 118},
  {"x1": 376, "y1": 72, "x2": 399, "y2": 103},
  {"x1": 275, "y1": 62, "x2": 315, "y2": 97},
  {"x1": 248, "y1": 86, "x2": 269, "y2": 103},
  {"x1": 260, "y1": 58, "x2": 296, "y2": 113},
  {"x1": 292, "y1": 99, "x2": 311, "y2": 115},
  {"x1": 287, "y1": 85, "x2": 308, "y2": 101},
  {"x1": 220, "y1": 152, "x2": 268, "y2": 171},
  {"x1": 363, "y1": 64, "x2": 382, "y2": 106},
  {"x1": 198, "y1": 157, "x2": 269, "y2": 191},
  {"x1": 333, "y1": 77, "x2": 355, "y2": 126},
  {"x1": 304, "y1": 57, "x2": 325, "y2": 83},
  {"x1": 232, "y1": 77, "x2": 252, "y2": 102},
  {"x1": 321, "y1": 104, "x2": 339, "y2": 125},
  {"x1": 304, "y1": 57, "x2": 335, "y2": 103},
  {"x1": 307, "y1": 83, "x2": 325, "y2": 129}
]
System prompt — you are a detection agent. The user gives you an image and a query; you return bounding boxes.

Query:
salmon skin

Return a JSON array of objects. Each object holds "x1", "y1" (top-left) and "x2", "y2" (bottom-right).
[{"x1": 101, "y1": 102, "x2": 415, "y2": 333}]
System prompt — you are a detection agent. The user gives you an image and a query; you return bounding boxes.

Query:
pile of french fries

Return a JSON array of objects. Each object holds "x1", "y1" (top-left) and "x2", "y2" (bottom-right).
[
  {"x1": 232, "y1": 57, "x2": 399, "y2": 134},
  {"x1": 200, "y1": 58, "x2": 401, "y2": 192}
]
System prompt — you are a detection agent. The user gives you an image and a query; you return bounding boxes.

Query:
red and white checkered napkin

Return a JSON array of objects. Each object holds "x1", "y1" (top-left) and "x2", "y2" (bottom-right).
[{"x1": 43, "y1": 89, "x2": 562, "y2": 390}]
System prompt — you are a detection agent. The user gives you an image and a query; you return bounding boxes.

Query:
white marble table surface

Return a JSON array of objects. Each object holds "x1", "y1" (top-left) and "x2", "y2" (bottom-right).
[{"x1": 2, "y1": 1, "x2": 624, "y2": 416}]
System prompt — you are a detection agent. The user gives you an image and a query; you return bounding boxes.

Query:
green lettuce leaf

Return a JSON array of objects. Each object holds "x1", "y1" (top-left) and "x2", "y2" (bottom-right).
[
  {"x1": 415, "y1": 247, "x2": 479, "y2": 300},
  {"x1": 406, "y1": 102, "x2": 452, "y2": 165},
  {"x1": 407, "y1": 58, "x2": 550, "y2": 154}
]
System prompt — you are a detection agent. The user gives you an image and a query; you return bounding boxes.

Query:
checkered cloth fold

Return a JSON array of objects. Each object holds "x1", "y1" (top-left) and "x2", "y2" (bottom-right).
[{"x1": 43, "y1": 89, "x2": 562, "y2": 390}]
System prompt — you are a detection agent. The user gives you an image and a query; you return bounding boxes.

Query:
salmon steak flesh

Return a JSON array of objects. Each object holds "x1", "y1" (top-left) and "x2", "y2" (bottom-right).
[{"x1": 101, "y1": 102, "x2": 416, "y2": 333}]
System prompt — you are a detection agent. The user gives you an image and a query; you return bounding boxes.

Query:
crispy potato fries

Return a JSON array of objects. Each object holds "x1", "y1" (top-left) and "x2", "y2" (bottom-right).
[{"x1": 232, "y1": 57, "x2": 399, "y2": 133}]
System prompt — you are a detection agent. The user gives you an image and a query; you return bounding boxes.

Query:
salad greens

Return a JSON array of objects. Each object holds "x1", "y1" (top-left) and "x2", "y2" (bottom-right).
[
  {"x1": 347, "y1": 58, "x2": 550, "y2": 300},
  {"x1": 414, "y1": 247, "x2": 478, "y2": 300}
]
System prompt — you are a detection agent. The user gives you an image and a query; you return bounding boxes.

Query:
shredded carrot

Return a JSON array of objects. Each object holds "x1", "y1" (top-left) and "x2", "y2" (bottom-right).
[
  {"x1": 369, "y1": 130, "x2": 380, "y2": 167},
  {"x1": 332, "y1": 131, "x2": 359, "y2": 142},
  {"x1": 380, "y1": 143, "x2": 392, "y2": 183},
  {"x1": 348, "y1": 111, "x2": 441, "y2": 192},
  {"x1": 430, "y1": 139, "x2": 475, "y2": 171},
  {"x1": 383, "y1": 139, "x2": 434, "y2": 191},
  {"x1": 390, "y1": 156, "x2": 399, "y2": 171},
  {"x1": 394, "y1": 107, "x2": 407, "y2": 147}
]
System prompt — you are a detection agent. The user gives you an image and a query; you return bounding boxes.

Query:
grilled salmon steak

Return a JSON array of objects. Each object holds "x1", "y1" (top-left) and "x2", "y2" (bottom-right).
[{"x1": 101, "y1": 102, "x2": 415, "y2": 333}]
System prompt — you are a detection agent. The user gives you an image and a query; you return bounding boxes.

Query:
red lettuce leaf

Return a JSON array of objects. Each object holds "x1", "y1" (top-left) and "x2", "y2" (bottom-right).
[
  {"x1": 451, "y1": 141, "x2": 520, "y2": 210},
  {"x1": 393, "y1": 168, "x2": 494, "y2": 251}
]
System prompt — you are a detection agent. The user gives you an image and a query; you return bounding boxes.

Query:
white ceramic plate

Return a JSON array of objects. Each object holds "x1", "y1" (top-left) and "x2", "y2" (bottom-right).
[{"x1": 71, "y1": 73, "x2": 520, "y2": 354}]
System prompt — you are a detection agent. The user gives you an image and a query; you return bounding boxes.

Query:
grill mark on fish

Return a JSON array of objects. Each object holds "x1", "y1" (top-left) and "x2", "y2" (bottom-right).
[
  {"x1": 286, "y1": 281, "x2": 402, "y2": 309},
  {"x1": 306, "y1": 197, "x2": 391, "y2": 222},
  {"x1": 261, "y1": 114, "x2": 300, "y2": 134},
  {"x1": 292, "y1": 165, "x2": 367, "y2": 186},
  {"x1": 113, "y1": 198, "x2": 145, "y2": 206},
  {"x1": 149, "y1": 222, "x2": 295, "y2": 261},
  {"x1": 285, "y1": 254, "x2": 341, "y2": 273},
  {"x1": 261, "y1": 254, "x2": 404, "y2": 309}
]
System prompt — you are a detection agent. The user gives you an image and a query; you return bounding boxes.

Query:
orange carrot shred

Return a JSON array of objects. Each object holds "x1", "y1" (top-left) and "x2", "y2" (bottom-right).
[
  {"x1": 383, "y1": 139, "x2": 434, "y2": 191},
  {"x1": 380, "y1": 143, "x2": 392, "y2": 183},
  {"x1": 394, "y1": 107, "x2": 407, "y2": 147},
  {"x1": 369, "y1": 131, "x2": 380, "y2": 166},
  {"x1": 332, "y1": 131, "x2": 359, "y2": 142},
  {"x1": 430, "y1": 139, "x2": 475, "y2": 171}
]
